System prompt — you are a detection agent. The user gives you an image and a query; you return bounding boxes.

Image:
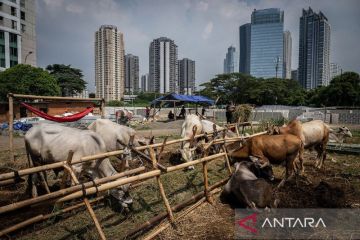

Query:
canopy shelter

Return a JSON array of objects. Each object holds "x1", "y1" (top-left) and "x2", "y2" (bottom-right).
[{"x1": 150, "y1": 93, "x2": 214, "y2": 107}]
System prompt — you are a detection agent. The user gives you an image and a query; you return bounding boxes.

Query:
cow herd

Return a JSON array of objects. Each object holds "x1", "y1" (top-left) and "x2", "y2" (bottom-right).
[
  {"x1": 23, "y1": 115, "x2": 352, "y2": 212},
  {"x1": 180, "y1": 115, "x2": 353, "y2": 210}
]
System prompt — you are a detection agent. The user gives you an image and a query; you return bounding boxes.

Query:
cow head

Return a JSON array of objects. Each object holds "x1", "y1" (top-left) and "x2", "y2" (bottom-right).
[
  {"x1": 108, "y1": 183, "x2": 133, "y2": 212},
  {"x1": 179, "y1": 142, "x2": 197, "y2": 163},
  {"x1": 248, "y1": 156, "x2": 274, "y2": 181},
  {"x1": 338, "y1": 126, "x2": 352, "y2": 138}
]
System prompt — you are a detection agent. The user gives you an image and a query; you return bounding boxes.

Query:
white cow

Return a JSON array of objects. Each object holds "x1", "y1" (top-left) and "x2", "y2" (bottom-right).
[
  {"x1": 25, "y1": 123, "x2": 132, "y2": 209},
  {"x1": 329, "y1": 126, "x2": 353, "y2": 143},
  {"x1": 88, "y1": 119, "x2": 153, "y2": 170},
  {"x1": 179, "y1": 114, "x2": 238, "y2": 169}
]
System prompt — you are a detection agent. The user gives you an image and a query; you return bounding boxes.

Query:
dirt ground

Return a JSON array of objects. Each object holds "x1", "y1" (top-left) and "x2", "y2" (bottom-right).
[{"x1": 0, "y1": 121, "x2": 359, "y2": 240}]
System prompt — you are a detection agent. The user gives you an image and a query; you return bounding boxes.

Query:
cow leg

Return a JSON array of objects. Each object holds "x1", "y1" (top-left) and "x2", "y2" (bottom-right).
[
  {"x1": 278, "y1": 154, "x2": 296, "y2": 188},
  {"x1": 314, "y1": 144, "x2": 325, "y2": 169}
]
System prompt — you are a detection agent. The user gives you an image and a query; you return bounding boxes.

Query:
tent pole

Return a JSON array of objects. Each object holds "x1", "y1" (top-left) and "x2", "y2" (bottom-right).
[
  {"x1": 174, "y1": 101, "x2": 176, "y2": 120},
  {"x1": 8, "y1": 94, "x2": 14, "y2": 161}
]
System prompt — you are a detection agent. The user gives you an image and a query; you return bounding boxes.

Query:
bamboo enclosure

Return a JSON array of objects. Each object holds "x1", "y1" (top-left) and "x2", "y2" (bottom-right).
[{"x1": 0, "y1": 111, "x2": 265, "y2": 239}]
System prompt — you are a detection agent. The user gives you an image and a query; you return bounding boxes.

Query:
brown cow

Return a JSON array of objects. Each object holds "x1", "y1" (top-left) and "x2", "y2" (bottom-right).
[
  {"x1": 269, "y1": 120, "x2": 330, "y2": 171},
  {"x1": 228, "y1": 134, "x2": 304, "y2": 188}
]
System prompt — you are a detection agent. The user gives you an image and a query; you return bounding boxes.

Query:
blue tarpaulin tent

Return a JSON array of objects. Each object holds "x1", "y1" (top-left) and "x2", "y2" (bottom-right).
[{"x1": 150, "y1": 93, "x2": 214, "y2": 107}]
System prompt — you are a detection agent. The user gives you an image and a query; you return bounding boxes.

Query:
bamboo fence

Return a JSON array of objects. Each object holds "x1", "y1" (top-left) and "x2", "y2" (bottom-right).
[{"x1": 0, "y1": 128, "x2": 266, "y2": 239}]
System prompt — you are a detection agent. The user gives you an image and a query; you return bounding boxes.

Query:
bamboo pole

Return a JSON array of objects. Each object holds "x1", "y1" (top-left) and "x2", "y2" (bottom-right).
[
  {"x1": 63, "y1": 157, "x2": 106, "y2": 240},
  {"x1": 0, "y1": 167, "x2": 145, "y2": 215},
  {"x1": 148, "y1": 146, "x2": 174, "y2": 222},
  {"x1": 125, "y1": 178, "x2": 229, "y2": 238},
  {"x1": 11, "y1": 93, "x2": 102, "y2": 102},
  {"x1": 0, "y1": 131, "x2": 265, "y2": 182},
  {"x1": 8, "y1": 94, "x2": 14, "y2": 161},
  {"x1": 166, "y1": 153, "x2": 225, "y2": 173},
  {"x1": 100, "y1": 98, "x2": 105, "y2": 118},
  {"x1": 222, "y1": 146, "x2": 233, "y2": 175},
  {"x1": 56, "y1": 170, "x2": 161, "y2": 203},
  {"x1": 0, "y1": 196, "x2": 104, "y2": 237},
  {"x1": 143, "y1": 197, "x2": 207, "y2": 240}
]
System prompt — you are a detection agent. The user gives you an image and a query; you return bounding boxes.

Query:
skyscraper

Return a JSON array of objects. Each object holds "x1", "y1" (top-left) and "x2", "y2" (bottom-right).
[
  {"x1": 0, "y1": 0, "x2": 36, "y2": 69},
  {"x1": 298, "y1": 7, "x2": 330, "y2": 89},
  {"x1": 250, "y1": 8, "x2": 284, "y2": 78},
  {"x1": 178, "y1": 58, "x2": 195, "y2": 95},
  {"x1": 20, "y1": 0, "x2": 36, "y2": 66},
  {"x1": 95, "y1": 25, "x2": 125, "y2": 101},
  {"x1": 125, "y1": 54, "x2": 139, "y2": 93},
  {"x1": 330, "y1": 63, "x2": 341, "y2": 80},
  {"x1": 141, "y1": 74, "x2": 149, "y2": 92},
  {"x1": 239, "y1": 23, "x2": 251, "y2": 74},
  {"x1": 283, "y1": 30, "x2": 292, "y2": 79},
  {"x1": 223, "y1": 46, "x2": 236, "y2": 73},
  {"x1": 149, "y1": 37, "x2": 178, "y2": 93}
]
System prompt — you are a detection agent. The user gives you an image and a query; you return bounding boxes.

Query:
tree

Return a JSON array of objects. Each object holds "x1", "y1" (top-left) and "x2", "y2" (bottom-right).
[
  {"x1": 307, "y1": 72, "x2": 360, "y2": 107},
  {"x1": 200, "y1": 73, "x2": 306, "y2": 106},
  {"x1": 46, "y1": 64, "x2": 87, "y2": 97},
  {"x1": 0, "y1": 64, "x2": 61, "y2": 101}
]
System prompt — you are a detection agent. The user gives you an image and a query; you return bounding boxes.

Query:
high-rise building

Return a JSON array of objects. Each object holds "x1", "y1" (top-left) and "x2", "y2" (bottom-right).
[
  {"x1": 283, "y1": 31, "x2": 292, "y2": 79},
  {"x1": 141, "y1": 74, "x2": 149, "y2": 92},
  {"x1": 178, "y1": 58, "x2": 195, "y2": 95},
  {"x1": 298, "y1": 7, "x2": 330, "y2": 89},
  {"x1": 125, "y1": 54, "x2": 139, "y2": 93},
  {"x1": 223, "y1": 46, "x2": 236, "y2": 74},
  {"x1": 291, "y1": 69, "x2": 298, "y2": 81},
  {"x1": 330, "y1": 63, "x2": 341, "y2": 80},
  {"x1": 0, "y1": 0, "x2": 36, "y2": 70},
  {"x1": 250, "y1": 8, "x2": 284, "y2": 78},
  {"x1": 20, "y1": 0, "x2": 36, "y2": 66},
  {"x1": 239, "y1": 23, "x2": 251, "y2": 74},
  {"x1": 149, "y1": 37, "x2": 178, "y2": 93},
  {"x1": 95, "y1": 25, "x2": 125, "y2": 101}
]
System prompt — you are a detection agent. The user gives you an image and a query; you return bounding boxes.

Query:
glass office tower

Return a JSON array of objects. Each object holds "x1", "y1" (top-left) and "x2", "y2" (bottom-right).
[{"x1": 250, "y1": 8, "x2": 284, "y2": 78}]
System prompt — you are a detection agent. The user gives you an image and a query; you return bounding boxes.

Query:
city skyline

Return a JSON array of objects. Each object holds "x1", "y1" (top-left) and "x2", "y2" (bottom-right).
[{"x1": 37, "y1": 0, "x2": 360, "y2": 92}]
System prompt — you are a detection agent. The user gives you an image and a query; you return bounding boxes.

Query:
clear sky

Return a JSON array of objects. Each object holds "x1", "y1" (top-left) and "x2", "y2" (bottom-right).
[{"x1": 37, "y1": 0, "x2": 360, "y2": 92}]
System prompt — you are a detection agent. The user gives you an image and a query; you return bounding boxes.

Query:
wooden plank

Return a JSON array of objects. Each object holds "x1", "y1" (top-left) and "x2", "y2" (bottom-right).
[{"x1": 11, "y1": 93, "x2": 102, "y2": 102}]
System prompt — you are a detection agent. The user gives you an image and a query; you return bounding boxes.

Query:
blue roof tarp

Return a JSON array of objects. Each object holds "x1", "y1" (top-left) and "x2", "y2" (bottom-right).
[{"x1": 151, "y1": 93, "x2": 214, "y2": 107}]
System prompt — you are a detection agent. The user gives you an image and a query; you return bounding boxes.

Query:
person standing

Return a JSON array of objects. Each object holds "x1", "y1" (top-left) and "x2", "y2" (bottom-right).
[
  {"x1": 201, "y1": 106, "x2": 206, "y2": 117},
  {"x1": 226, "y1": 103, "x2": 234, "y2": 124},
  {"x1": 179, "y1": 105, "x2": 186, "y2": 118},
  {"x1": 145, "y1": 106, "x2": 150, "y2": 120}
]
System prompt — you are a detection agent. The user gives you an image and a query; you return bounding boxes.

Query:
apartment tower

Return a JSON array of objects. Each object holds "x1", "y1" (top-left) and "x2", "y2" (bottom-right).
[
  {"x1": 149, "y1": 37, "x2": 178, "y2": 93},
  {"x1": 298, "y1": 7, "x2": 330, "y2": 89},
  {"x1": 0, "y1": 0, "x2": 36, "y2": 69},
  {"x1": 178, "y1": 58, "x2": 195, "y2": 95},
  {"x1": 95, "y1": 25, "x2": 125, "y2": 101},
  {"x1": 125, "y1": 54, "x2": 139, "y2": 93}
]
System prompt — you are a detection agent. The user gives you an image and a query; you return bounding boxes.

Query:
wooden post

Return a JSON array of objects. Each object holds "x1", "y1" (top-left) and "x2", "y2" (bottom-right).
[
  {"x1": 201, "y1": 147, "x2": 213, "y2": 204},
  {"x1": 222, "y1": 146, "x2": 233, "y2": 175},
  {"x1": 101, "y1": 98, "x2": 105, "y2": 119},
  {"x1": 63, "y1": 152, "x2": 106, "y2": 240},
  {"x1": 148, "y1": 146, "x2": 174, "y2": 222},
  {"x1": 8, "y1": 94, "x2": 14, "y2": 161},
  {"x1": 173, "y1": 101, "x2": 176, "y2": 120}
]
